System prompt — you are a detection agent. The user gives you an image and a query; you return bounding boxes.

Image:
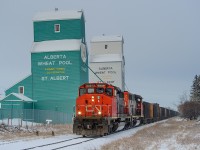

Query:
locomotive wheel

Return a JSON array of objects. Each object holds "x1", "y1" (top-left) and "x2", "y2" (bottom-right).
[
  {"x1": 139, "y1": 119, "x2": 143, "y2": 125},
  {"x1": 108, "y1": 125, "x2": 113, "y2": 134},
  {"x1": 132, "y1": 120, "x2": 137, "y2": 127}
]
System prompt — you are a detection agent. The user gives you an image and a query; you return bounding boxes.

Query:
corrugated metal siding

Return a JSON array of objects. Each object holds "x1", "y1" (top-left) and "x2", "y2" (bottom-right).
[
  {"x1": 34, "y1": 19, "x2": 83, "y2": 42},
  {"x1": 31, "y1": 51, "x2": 87, "y2": 113},
  {"x1": 1, "y1": 101, "x2": 23, "y2": 109},
  {"x1": 5, "y1": 75, "x2": 33, "y2": 99}
]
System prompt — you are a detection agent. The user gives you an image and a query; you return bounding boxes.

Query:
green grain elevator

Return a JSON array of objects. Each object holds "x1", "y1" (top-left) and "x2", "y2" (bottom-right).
[
  {"x1": 2, "y1": 10, "x2": 88, "y2": 123},
  {"x1": 31, "y1": 10, "x2": 88, "y2": 113}
]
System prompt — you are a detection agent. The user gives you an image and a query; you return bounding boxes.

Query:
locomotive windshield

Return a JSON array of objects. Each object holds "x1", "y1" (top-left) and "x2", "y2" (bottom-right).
[
  {"x1": 96, "y1": 88, "x2": 104, "y2": 94},
  {"x1": 88, "y1": 88, "x2": 95, "y2": 94},
  {"x1": 105, "y1": 88, "x2": 113, "y2": 96},
  {"x1": 79, "y1": 84, "x2": 113, "y2": 96},
  {"x1": 79, "y1": 88, "x2": 86, "y2": 96}
]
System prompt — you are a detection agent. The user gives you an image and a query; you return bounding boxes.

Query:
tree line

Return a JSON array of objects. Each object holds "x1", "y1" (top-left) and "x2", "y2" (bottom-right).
[{"x1": 178, "y1": 75, "x2": 200, "y2": 119}]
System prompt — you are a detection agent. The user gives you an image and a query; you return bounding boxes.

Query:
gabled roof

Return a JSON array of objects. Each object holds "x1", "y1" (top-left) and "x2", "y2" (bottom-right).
[
  {"x1": 1, "y1": 93, "x2": 36, "y2": 102},
  {"x1": 31, "y1": 39, "x2": 82, "y2": 53},
  {"x1": 5, "y1": 74, "x2": 32, "y2": 91},
  {"x1": 91, "y1": 35, "x2": 123, "y2": 42},
  {"x1": 33, "y1": 10, "x2": 83, "y2": 22}
]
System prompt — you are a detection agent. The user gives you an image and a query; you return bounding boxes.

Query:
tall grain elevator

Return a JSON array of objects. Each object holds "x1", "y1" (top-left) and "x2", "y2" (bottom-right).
[
  {"x1": 31, "y1": 10, "x2": 88, "y2": 113},
  {"x1": 89, "y1": 35, "x2": 125, "y2": 91}
]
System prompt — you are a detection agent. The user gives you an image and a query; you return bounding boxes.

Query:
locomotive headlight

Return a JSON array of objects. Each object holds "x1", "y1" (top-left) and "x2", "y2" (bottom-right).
[
  {"x1": 98, "y1": 111, "x2": 102, "y2": 115},
  {"x1": 92, "y1": 96, "x2": 94, "y2": 102},
  {"x1": 78, "y1": 111, "x2": 82, "y2": 115}
]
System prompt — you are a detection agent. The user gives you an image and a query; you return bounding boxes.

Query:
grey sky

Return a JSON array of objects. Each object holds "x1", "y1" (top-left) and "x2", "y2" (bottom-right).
[{"x1": 1, "y1": 0, "x2": 200, "y2": 110}]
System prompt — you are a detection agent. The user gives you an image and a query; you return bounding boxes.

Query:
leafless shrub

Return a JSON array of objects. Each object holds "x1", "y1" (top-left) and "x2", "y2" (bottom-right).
[
  {"x1": 178, "y1": 101, "x2": 200, "y2": 119},
  {"x1": 0, "y1": 124, "x2": 72, "y2": 140}
]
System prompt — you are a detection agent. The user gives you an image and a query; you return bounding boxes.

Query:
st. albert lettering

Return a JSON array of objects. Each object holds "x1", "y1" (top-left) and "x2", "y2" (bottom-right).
[
  {"x1": 50, "y1": 76, "x2": 69, "y2": 81},
  {"x1": 41, "y1": 76, "x2": 69, "y2": 81}
]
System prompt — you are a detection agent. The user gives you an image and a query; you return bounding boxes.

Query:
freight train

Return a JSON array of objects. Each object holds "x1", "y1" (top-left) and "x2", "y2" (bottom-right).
[{"x1": 73, "y1": 83, "x2": 178, "y2": 137}]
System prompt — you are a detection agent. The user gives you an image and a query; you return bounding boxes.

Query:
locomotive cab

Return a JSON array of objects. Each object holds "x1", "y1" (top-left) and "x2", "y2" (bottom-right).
[{"x1": 75, "y1": 83, "x2": 117, "y2": 118}]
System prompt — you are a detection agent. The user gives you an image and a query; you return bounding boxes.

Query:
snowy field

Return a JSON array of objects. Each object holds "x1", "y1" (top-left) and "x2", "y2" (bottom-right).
[
  {"x1": 102, "y1": 117, "x2": 200, "y2": 150},
  {"x1": 0, "y1": 117, "x2": 199, "y2": 150}
]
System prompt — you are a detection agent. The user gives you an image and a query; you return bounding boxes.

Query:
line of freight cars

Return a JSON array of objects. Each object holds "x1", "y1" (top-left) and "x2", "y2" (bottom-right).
[
  {"x1": 142, "y1": 102, "x2": 178, "y2": 124},
  {"x1": 73, "y1": 83, "x2": 178, "y2": 137}
]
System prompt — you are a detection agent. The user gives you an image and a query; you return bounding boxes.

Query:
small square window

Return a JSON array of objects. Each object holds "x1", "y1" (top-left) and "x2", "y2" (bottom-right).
[
  {"x1": 105, "y1": 45, "x2": 108, "y2": 49},
  {"x1": 19, "y1": 86, "x2": 24, "y2": 94},
  {"x1": 54, "y1": 24, "x2": 60, "y2": 33}
]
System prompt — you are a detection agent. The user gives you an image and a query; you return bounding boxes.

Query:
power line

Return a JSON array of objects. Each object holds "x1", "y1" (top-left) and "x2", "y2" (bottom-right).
[
  {"x1": 125, "y1": 82, "x2": 130, "y2": 91},
  {"x1": 83, "y1": 63, "x2": 105, "y2": 83}
]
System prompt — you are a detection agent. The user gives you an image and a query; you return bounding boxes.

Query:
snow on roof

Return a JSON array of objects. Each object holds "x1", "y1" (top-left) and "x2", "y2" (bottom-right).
[
  {"x1": 1, "y1": 93, "x2": 36, "y2": 102},
  {"x1": 31, "y1": 39, "x2": 81, "y2": 53},
  {"x1": 90, "y1": 54, "x2": 123, "y2": 63},
  {"x1": 91, "y1": 35, "x2": 123, "y2": 42},
  {"x1": 5, "y1": 74, "x2": 31, "y2": 91},
  {"x1": 33, "y1": 10, "x2": 83, "y2": 21}
]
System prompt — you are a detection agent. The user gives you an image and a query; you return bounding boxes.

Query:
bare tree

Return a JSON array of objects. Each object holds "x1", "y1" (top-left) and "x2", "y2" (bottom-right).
[{"x1": 178, "y1": 99, "x2": 200, "y2": 120}]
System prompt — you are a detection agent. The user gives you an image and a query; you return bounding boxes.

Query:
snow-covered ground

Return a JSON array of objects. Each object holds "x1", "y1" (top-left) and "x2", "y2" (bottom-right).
[
  {"x1": 0, "y1": 117, "x2": 199, "y2": 150},
  {"x1": 0, "y1": 120, "x2": 157, "y2": 150},
  {"x1": 0, "y1": 124, "x2": 154, "y2": 150},
  {"x1": 102, "y1": 117, "x2": 200, "y2": 150}
]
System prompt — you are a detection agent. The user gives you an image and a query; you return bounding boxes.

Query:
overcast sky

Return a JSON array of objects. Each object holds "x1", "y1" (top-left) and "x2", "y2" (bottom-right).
[{"x1": 0, "y1": 0, "x2": 200, "y2": 110}]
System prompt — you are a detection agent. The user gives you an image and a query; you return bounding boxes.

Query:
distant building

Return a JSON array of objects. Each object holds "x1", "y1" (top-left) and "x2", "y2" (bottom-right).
[
  {"x1": 2, "y1": 10, "x2": 88, "y2": 119},
  {"x1": 89, "y1": 35, "x2": 125, "y2": 91}
]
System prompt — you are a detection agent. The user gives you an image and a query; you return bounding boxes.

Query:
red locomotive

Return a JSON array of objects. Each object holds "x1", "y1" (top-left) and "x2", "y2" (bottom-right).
[{"x1": 73, "y1": 83, "x2": 144, "y2": 136}]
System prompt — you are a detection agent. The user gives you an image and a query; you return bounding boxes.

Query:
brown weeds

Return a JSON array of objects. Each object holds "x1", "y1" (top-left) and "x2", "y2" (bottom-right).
[{"x1": 0, "y1": 124, "x2": 73, "y2": 141}]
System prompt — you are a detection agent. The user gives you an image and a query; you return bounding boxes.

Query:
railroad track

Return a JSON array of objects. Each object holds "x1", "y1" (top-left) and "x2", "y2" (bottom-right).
[
  {"x1": 22, "y1": 137, "x2": 97, "y2": 150},
  {"x1": 22, "y1": 123, "x2": 141, "y2": 150},
  {"x1": 51, "y1": 137, "x2": 97, "y2": 150}
]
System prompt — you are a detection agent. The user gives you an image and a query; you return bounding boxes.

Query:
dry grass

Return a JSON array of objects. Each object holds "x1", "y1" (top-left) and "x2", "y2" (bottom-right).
[
  {"x1": 0, "y1": 124, "x2": 73, "y2": 141},
  {"x1": 101, "y1": 118, "x2": 200, "y2": 150}
]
